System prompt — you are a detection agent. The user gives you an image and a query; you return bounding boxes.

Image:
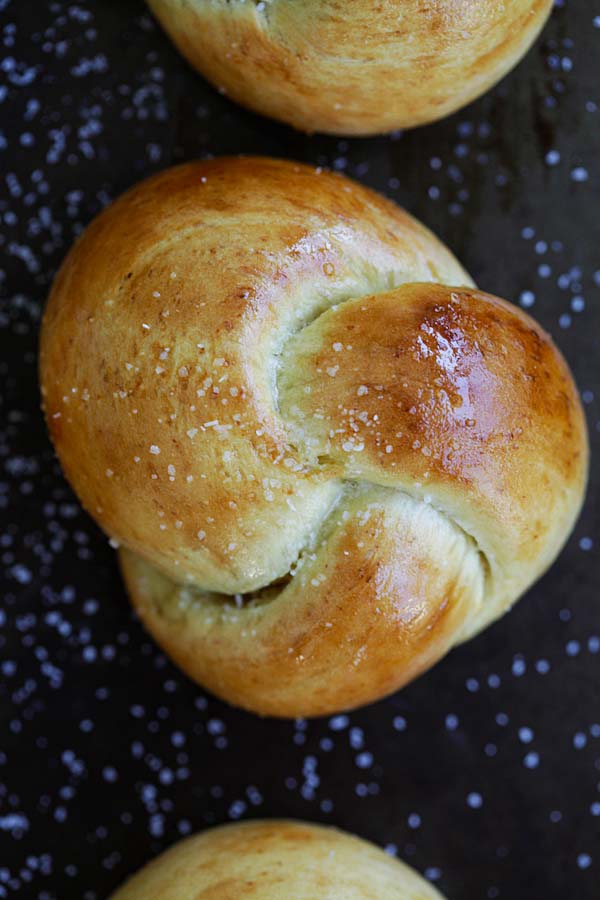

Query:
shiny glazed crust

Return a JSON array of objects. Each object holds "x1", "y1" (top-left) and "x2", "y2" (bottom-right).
[
  {"x1": 109, "y1": 820, "x2": 445, "y2": 899},
  {"x1": 147, "y1": 0, "x2": 553, "y2": 135},
  {"x1": 40, "y1": 157, "x2": 588, "y2": 717}
]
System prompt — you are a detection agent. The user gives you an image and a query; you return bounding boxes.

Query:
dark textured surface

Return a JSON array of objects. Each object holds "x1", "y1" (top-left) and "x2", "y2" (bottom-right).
[{"x1": 0, "y1": 1, "x2": 598, "y2": 897}]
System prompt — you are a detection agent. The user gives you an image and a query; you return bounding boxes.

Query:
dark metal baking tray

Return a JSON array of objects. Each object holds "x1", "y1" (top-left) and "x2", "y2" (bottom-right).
[{"x1": 0, "y1": 2, "x2": 598, "y2": 896}]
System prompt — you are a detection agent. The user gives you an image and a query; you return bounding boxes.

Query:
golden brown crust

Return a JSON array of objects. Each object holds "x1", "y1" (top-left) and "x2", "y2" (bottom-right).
[
  {"x1": 119, "y1": 486, "x2": 484, "y2": 717},
  {"x1": 40, "y1": 157, "x2": 588, "y2": 717},
  {"x1": 110, "y1": 820, "x2": 445, "y2": 899},
  {"x1": 278, "y1": 283, "x2": 588, "y2": 638},
  {"x1": 40, "y1": 157, "x2": 471, "y2": 595},
  {"x1": 147, "y1": 0, "x2": 553, "y2": 135}
]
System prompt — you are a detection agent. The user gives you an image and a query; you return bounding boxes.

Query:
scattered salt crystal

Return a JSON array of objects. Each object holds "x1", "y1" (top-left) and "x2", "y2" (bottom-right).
[{"x1": 149, "y1": 445, "x2": 160, "y2": 455}]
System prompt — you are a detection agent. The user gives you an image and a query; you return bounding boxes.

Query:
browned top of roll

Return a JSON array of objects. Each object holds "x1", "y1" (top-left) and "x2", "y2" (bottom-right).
[
  {"x1": 40, "y1": 158, "x2": 587, "y2": 717},
  {"x1": 110, "y1": 820, "x2": 445, "y2": 899},
  {"x1": 148, "y1": 0, "x2": 552, "y2": 134}
]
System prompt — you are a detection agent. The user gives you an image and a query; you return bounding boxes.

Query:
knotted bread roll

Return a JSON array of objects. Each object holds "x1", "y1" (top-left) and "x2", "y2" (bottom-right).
[
  {"x1": 40, "y1": 158, "x2": 587, "y2": 717},
  {"x1": 110, "y1": 819, "x2": 445, "y2": 899},
  {"x1": 147, "y1": 0, "x2": 553, "y2": 135}
]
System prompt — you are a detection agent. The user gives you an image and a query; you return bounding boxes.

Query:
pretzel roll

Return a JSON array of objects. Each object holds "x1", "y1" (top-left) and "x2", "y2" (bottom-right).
[
  {"x1": 40, "y1": 158, "x2": 587, "y2": 717},
  {"x1": 147, "y1": 0, "x2": 553, "y2": 135},
  {"x1": 110, "y1": 820, "x2": 445, "y2": 899}
]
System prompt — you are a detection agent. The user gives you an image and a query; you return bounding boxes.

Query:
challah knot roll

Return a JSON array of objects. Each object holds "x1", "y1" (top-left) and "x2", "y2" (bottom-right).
[
  {"x1": 110, "y1": 820, "x2": 445, "y2": 899},
  {"x1": 40, "y1": 158, "x2": 587, "y2": 717},
  {"x1": 147, "y1": 0, "x2": 553, "y2": 135}
]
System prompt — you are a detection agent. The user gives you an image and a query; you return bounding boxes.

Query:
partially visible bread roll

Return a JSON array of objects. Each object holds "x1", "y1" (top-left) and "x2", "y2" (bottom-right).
[
  {"x1": 40, "y1": 158, "x2": 588, "y2": 717},
  {"x1": 110, "y1": 820, "x2": 445, "y2": 899},
  {"x1": 147, "y1": 0, "x2": 553, "y2": 135}
]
